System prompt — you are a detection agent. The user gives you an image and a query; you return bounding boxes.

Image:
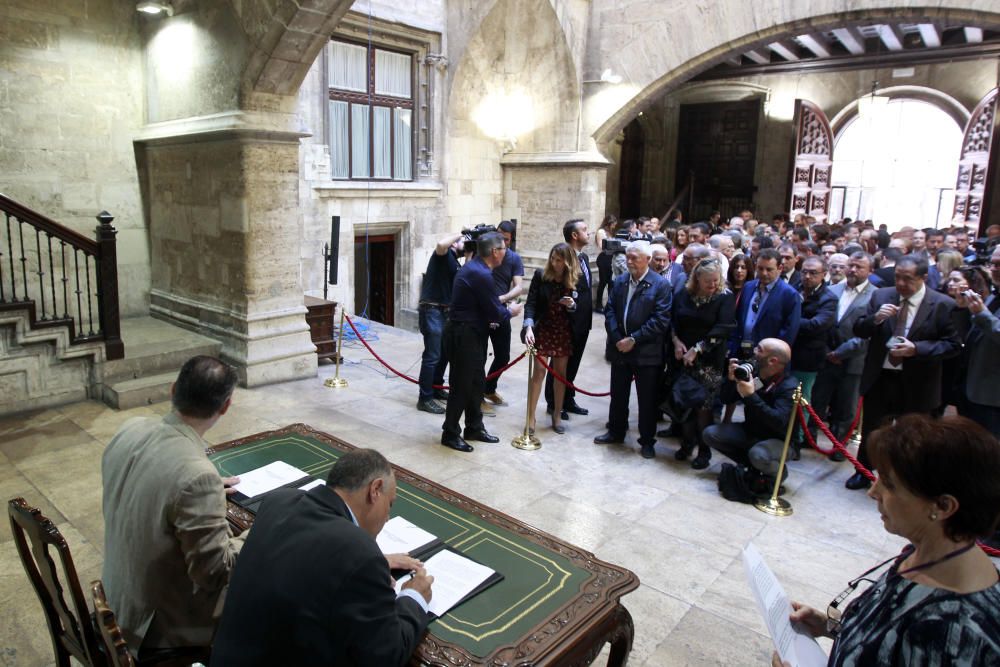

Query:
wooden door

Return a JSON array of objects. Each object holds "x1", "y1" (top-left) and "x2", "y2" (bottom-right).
[
  {"x1": 353, "y1": 234, "x2": 395, "y2": 325},
  {"x1": 788, "y1": 99, "x2": 833, "y2": 223},
  {"x1": 618, "y1": 119, "x2": 644, "y2": 219},
  {"x1": 953, "y1": 88, "x2": 998, "y2": 234},
  {"x1": 676, "y1": 100, "x2": 759, "y2": 220}
]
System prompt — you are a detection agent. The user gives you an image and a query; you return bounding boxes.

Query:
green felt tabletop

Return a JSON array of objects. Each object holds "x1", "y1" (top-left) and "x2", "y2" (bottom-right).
[{"x1": 209, "y1": 432, "x2": 594, "y2": 657}]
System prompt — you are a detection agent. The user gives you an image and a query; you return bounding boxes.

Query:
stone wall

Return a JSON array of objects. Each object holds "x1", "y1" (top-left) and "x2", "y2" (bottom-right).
[{"x1": 0, "y1": 0, "x2": 148, "y2": 316}]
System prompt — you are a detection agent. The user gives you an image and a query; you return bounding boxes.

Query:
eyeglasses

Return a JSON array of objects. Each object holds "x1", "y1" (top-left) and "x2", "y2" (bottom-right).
[{"x1": 826, "y1": 552, "x2": 900, "y2": 637}]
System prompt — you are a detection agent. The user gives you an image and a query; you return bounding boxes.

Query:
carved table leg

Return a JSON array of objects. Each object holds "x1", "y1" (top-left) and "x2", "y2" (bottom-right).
[{"x1": 606, "y1": 604, "x2": 634, "y2": 667}]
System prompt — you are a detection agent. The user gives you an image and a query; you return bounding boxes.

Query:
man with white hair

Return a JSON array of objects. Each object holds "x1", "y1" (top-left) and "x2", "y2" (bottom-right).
[
  {"x1": 595, "y1": 241, "x2": 673, "y2": 459},
  {"x1": 708, "y1": 234, "x2": 733, "y2": 276}
]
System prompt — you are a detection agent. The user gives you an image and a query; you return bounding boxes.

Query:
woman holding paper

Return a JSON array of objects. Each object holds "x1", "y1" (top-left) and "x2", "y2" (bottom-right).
[
  {"x1": 522, "y1": 243, "x2": 581, "y2": 435},
  {"x1": 773, "y1": 414, "x2": 1000, "y2": 666}
]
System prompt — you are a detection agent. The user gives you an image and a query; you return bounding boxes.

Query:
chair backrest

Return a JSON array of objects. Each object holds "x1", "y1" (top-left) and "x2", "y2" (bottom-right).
[
  {"x1": 91, "y1": 580, "x2": 136, "y2": 667},
  {"x1": 8, "y1": 497, "x2": 104, "y2": 667}
]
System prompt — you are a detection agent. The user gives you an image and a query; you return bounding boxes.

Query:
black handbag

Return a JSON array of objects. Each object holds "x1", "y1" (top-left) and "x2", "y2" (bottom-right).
[{"x1": 671, "y1": 371, "x2": 708, "y2": 411}]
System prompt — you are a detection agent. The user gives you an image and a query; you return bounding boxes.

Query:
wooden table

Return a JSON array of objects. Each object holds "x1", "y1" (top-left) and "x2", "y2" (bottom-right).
[{"x1": 208, "y1": 424, "x2": 639, "y2": 667}]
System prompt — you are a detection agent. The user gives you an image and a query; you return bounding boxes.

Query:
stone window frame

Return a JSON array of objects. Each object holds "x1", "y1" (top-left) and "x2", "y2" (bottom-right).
[{"x1": 325, "y1": 15, "x2": 442, "y2": 182}]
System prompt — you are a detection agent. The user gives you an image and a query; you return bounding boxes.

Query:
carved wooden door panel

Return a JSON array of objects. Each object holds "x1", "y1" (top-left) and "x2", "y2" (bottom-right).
[
  {"x1": 788, "y1": 100, "x2": 833, "y2": 222},
  {"x1": 953, "y1": 88, "x2": 998, "y2": 231}
]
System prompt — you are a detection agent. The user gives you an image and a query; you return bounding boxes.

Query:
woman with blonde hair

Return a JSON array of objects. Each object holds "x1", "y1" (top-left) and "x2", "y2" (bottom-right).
[
  {"x1": 670, "y1": 257, "x2": 735, "y2": 468},
  {"x1": 522, "y1": 243, "x2": 581, "y2": 434}
]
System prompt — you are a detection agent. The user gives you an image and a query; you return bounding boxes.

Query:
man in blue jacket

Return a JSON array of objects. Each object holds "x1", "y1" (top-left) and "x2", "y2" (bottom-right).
[
  {"x1": 594, "y1": 241, "x2": 672, "y2": 459},
  {"x1": 730, "y1": 248, "x2": 801, "y2": 359}
]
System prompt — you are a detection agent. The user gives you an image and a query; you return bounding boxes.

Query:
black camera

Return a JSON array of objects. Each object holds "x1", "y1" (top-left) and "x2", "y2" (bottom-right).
[
  {"x1": 462, "y1": 224, "x2": 497, "y2": 243},
  {"x1": 733, "y1": 359, "x2": 757, "y2": 382},
  {"x1": 602, "y1": 230, "x2": 633, "y2": 255},
  {"x1": 971, "y1": 237, "x2": 999, "y2": 266}
]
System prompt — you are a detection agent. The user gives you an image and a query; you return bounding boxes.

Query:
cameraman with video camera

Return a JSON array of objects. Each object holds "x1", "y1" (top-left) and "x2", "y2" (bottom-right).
[{"x1": 704, "y1": 338, "x2": 799, "y2": 502}]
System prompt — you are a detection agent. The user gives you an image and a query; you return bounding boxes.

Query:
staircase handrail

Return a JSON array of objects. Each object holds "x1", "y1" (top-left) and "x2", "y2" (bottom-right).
[{"x1": 0, "y1": 194, "x2": 99, "y2": 255}]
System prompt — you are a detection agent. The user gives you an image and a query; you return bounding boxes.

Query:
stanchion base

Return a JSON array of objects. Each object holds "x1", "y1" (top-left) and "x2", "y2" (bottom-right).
[
  {"x1": 511, "y1": 433, "x2": 541, "y2": 451},
  {"x1": 324, "y1": 377, "x2": 349, "y2": 388},
  {"x1": 754, "y1": 496, "x2": 793, "y2": 516}
]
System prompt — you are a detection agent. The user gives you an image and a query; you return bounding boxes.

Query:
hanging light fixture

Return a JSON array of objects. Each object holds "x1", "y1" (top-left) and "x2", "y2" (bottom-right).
[
  {"x1": 858, "y1": 79, "x2": 888, "y2": 120},
  {"x1": 136, "y1": 1, "x2": 174, "y2": 17}
]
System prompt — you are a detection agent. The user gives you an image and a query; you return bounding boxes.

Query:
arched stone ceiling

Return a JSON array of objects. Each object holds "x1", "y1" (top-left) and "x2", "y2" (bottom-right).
[{"x1": 588, "y1": 4, "x2": 1000, "y2": 145}]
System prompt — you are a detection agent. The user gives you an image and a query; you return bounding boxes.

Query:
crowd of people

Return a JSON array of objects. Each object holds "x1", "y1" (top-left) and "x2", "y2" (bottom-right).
[{"x1": 92, "y1": 209, "x2": 1000, "y2": 666}]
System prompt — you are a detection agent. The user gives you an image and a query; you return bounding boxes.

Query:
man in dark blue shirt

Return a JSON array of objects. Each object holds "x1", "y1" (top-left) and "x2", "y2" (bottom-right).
[
  {"x1": 484, "y1": 221, "x2": 524, "y2": 408},
  {"x1": 416, "y1": 232, "x2": 464, "y2": 414},
  {"x1": 442, "y1": 232, "x2": 523, "y2": 452}
]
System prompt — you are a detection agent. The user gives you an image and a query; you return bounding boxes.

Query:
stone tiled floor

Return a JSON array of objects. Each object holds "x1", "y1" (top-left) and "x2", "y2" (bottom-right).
[{"x1": 1, "y1": 316, "x2": 913, "y2": 666}]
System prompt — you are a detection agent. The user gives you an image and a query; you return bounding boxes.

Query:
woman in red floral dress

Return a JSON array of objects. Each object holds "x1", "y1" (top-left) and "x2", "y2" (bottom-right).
[{"x1": 522, "y1": 243, "x2": 581, "y2": 434}]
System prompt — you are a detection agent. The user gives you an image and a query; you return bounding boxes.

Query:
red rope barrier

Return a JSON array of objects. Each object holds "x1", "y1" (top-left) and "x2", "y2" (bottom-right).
[
  {"x1": 798, "y1": 403, "x2": 876, "y2": 482},
  {"x1": 342, "y1": 313, "x2": 526, "y2": 389},
  {"x1": 532, "y1": 352, "x2": 611, "y2": 397}
]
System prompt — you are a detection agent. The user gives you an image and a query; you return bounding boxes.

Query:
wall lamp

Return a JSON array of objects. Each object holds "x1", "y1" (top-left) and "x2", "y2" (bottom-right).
[
  {"x1": 583, "y1": 68, "x2": 623, "y2": 85},
  {"x1": 136, "y1": 1, "x2": 174, "y2": 17}
]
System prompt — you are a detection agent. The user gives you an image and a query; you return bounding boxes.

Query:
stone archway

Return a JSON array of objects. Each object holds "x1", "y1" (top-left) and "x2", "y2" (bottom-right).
[{"x1": 588, "y1": 5, "x2": 1000, "y2": 146}]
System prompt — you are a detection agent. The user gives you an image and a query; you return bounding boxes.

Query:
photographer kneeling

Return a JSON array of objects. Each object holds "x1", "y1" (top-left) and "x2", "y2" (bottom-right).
[{"x1": 704, "y1": 338, "x2": 798, "y2": 502}]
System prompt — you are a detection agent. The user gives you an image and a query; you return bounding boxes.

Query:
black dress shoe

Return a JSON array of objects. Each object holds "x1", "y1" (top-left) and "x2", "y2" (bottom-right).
[
  {"x1": 640, "y1": 444, "x2": 655, "y2": 459},
  {"x1": 546, "y1": 406, "x2": 570, "y2": 420},
  {"x1": 593, "y1": 432, "x2": 625, "y2": 445},
  {"x1": 674, "y1": 442, "x2": 695, "y2": 461},
  {"x1": 463, "y1": 429, "x2": 499, "y2": 443},
  {"x1": 690, "y1": 452, "x2": 711, "y2": 470},
  {"x1": 829, "y1": 450, "x2": 846, "y2": 462},
  {"x1": 416, "y1": 399, "x2": 445, "y2": 415},
  {"x1": 441, "y1": 436, "x2": 473, "y2": 452},
  {"x1": 565, "y1": 404, "x2": 589, "y2": 416},
  {"x1": 551, "y1": 421, "x2": 566, "y2": 434},
  {"x1": 845, "y1": 471, "x2": 872, "y2": 490}
]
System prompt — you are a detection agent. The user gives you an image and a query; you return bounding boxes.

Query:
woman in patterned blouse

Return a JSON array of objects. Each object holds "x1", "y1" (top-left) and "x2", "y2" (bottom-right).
[{"x1": 773, "y1": 414, "x2": 1000, "y2": 666}]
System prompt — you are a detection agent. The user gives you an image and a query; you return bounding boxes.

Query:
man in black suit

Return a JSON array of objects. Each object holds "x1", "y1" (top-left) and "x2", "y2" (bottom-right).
[
  {"x1": 546, "y1": 219, "x2": 593, "y2": 419},
  {"x1": 213, "y1": 449, "x2": 433, "y2": 666},
  {"x1": 594, "y1": 240, "x2": 672, "y2": 459},
  {"x1": 846, "y1": 255, "x2": 961, "y2": 489},
  {"x1": 778, "y1": 243, "x2": 803, "y2": 290}
]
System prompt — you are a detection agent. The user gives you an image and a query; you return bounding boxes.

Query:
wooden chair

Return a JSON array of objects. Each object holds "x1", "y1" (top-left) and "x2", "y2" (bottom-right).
[
  {"x1": 91, "y1": 580, "x2": 137, "y2": 667},
  {"x1": 7, "y1": 497, "x2": 105, "y2": 667}
]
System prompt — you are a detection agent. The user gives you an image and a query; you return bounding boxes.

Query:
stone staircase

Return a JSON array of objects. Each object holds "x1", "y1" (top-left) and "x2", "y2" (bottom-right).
[
  {"x1": 0, "y1": 312, "x2": 222, "y2": 416},
  {"x1": 95, "y1": 316, "x2": 222, "y2": 409}
]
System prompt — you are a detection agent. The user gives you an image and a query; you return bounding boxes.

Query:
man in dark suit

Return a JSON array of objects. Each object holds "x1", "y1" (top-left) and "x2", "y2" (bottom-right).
[
  {"x1": 213, "y1": 449, "x2": 433, "y2": 666},
  {"x1": 594, "y1": 240, "x2": 672, "y2": 459},
  {"x1": 789, "y1": 256, "x2": 837, "y2": 457},
  {"x1": 778, "y1": 243, "x2": 803, "y2": 290},
  {"x1": 730, "y1": 248, "x2": 801, "y2": 358},
  {"x1": 809, "y1": 251, "x2": 877, "y2": 459},
  {"x1": 846, "y1": 255, "x2": 961, "y2": 489},
  {"x1": 546, "y1": 219, "x2": 593, "y2": 419}
]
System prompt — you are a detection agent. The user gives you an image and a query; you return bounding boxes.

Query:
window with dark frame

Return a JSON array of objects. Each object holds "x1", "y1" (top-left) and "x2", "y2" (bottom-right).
[{"x1": 328, "y1": 39, "x2": 414, "y2": 181}]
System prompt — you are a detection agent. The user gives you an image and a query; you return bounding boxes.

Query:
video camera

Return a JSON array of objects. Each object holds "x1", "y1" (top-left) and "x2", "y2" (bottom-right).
[
  {"x1": 970, "y1": 237, "x2": 999, "y2": 267},
  {"x1": 602, "y1": 230, "x2": 634, "y2": 255},
  {"x1": 461, "y1": 224, "x2": 498, "y2": 256}
]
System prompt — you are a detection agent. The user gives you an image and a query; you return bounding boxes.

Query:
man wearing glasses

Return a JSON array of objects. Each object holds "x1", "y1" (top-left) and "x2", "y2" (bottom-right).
[{"x1": 441, "y1": 232, "x2": 523, "y2": 452}]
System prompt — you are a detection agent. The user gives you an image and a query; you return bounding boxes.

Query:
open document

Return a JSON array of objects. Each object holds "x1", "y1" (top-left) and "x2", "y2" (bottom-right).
[
  {"x1": 395, "y1": 548, "x2": 501, "y2": 617},
  {"x1": 231, "y1": 461, "x2": 311, "y2": 498},
  {"x1": 377, "y1": 516, "x2": 440, "y2": 557},
  {"x1": 742, "y1": 543, "x2": 828, "y2": 667}
]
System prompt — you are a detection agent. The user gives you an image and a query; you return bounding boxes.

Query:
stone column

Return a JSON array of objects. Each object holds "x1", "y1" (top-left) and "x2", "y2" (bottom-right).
[
  {"x1": 135, "y1": 112, "x2": 317, "y2": 386},
  {"x1": 500, "y1": 152, "x2": 610, "y2": 268}
]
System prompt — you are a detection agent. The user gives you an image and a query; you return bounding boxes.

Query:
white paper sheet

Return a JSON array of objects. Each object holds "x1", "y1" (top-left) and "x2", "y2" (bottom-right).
[
  {"x1": 231, "y1": 461, "x2": 309, "y2": 498},
  {"x1": 742, "y1": 543, "x2": 828, "y2": 667},
  {"x1": 298, "y1": 479, "x2": 324, "y2": 491},
  {"x1": 376, "y1": 516, "x2": 438, "y2": 556},
  {"x1": 395, "y1": 549, "x2": 495, "y2": 617}
]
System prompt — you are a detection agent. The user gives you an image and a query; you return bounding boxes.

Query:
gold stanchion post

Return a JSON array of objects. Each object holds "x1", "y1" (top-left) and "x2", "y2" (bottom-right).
[
  {"x1": 324, "y1": 308, "x2": 349, "y2": 389},
  {"x1": 754, "y1": 383, "x2": 801, "y2": 516},
  {"x1": 512, "y1": 346, "x2": 541, "y2": 450},
  {"x1": 848, "y1": 403, "x2": 863, "y2": 448}
]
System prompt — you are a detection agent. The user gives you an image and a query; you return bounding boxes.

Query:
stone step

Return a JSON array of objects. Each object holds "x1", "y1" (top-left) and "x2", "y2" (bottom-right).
[
  {"x1": 102, "y1": 371, "x2": 177, "y2": 410},
  {"x1": 100, "y1": 316, "x2": 222, "y2": 383}
]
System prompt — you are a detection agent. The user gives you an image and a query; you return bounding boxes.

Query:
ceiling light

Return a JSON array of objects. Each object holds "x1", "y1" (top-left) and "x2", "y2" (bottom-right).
[{"x1": 136, "y1": 1, "x2": 174, "y2": 17}]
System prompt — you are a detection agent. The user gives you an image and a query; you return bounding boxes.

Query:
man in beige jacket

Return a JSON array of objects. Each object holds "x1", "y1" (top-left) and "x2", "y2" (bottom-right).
[{"x1": 102, "y1": 356, "x2": 245, "y2": 657}]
